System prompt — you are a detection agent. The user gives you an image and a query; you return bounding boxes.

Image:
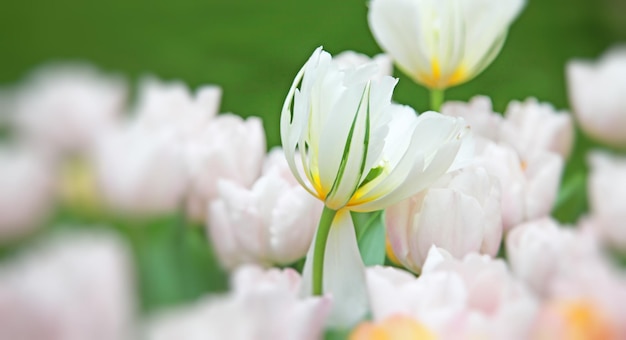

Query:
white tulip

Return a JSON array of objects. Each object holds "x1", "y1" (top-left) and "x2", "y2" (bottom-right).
[
  {"x1": 10, "y1": 64, "x2": 126, "y2": 156},
  {"x1": 281, "y1": 47, "x2": 471, "y2": 327},
  {"x1": 334, "y1": 51, "x2": 393, "y2": 79},
  {"x1": 145, "y1": 265, "x2": 331, "y2": 340},
  {"x1": 500, "y1": 98, "x2": 574, "y2": 159},
  {"x1": 0, "y1": 147, "x2": 55, "y2": 242},
  {"x1": 386, "y1": 166, "x2": 502, "y2": 274},
  {"x1": 93, "y1": 125, "x2": 188, "y2": 216},
  {"x1": 0, "y1": 231, "x2": 136, "y2": 340},
  {"x1": 368, "y1": 0, "x2": 525, "y2": 89},
  {"x1": 207, "y1": 164, "x2": 323, "y2": 269},
  {"x1": 185, "y1": 114, "x2": 266, "y2": 221},
  {"x1": 567, "y1": 47, "x2": 626, "y2": 148}
]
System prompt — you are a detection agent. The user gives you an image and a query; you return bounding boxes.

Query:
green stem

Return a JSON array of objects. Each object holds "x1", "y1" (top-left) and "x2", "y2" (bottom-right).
[
  {"x1": 429, "y1": 88, "x2": 445, "y2": 112},
  {"x1": 312, "y1": 206, "x2": 338, "y2": 296}
]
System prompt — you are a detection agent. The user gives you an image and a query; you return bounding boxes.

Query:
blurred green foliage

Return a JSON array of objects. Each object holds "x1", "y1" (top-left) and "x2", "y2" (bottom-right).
[{"x1": 0, "y1": 0, "x2": 625, "y2": 315}]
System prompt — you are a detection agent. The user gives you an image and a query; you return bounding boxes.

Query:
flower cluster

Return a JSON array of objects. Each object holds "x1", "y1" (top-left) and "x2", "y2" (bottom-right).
[{"x1": 0, "y1": 0, "x2": 625, "y2": 339}]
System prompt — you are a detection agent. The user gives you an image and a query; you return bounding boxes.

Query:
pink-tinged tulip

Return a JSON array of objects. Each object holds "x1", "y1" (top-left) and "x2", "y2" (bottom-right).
[
  {"x1": 334, "y1": 51, "x2": 393, "y2": 80},
  {"x1": 10, "y1": 64, "x2": 126, "y2": 156},
  {"x1": 93, "y1": 125, "x2": 188, "y2": 216},
  {"x1": 567, "y1": 47, "x2": 626, "y2": 148},
  {"x1": 146, "y1": 265, "x2": 331, "y2": 340},
  {"x1": 350, "y1": 315, "x2": 436, "y2": 340},
  {"x1": 208, "y1": 150, "x2": 323, "y2": 269},
  {"x1": 500, "y1": 98, "x2": 574, "y2": 159},
  {"x1": 0, "y1": 231, "x2": 136, "y2": 340},
  {"x1": 0, "y1": 147, "x2": 54, "y2": 242},
  {"x1": 506, "y1": 218, "x2": 603, "y2": 297},
  {"x1": 185, "y1": 114, "x2": 266, "y2": 221},
  {"x1": 533, "y1": 266, "x2": 626, "y2": 339},
  {"x1": 441, "y1": 96, "x2": 504, "y2": 141},
  {"x1": 586, "y1": 151, "x2": 626, "y2": 249},
  {"x1": 134, "y1": 78, "x2": 221, "y2": 143},
  {"x1": 476, "y1": 139, "x2": 563, "y2": 231},
  {"x1": 386, "y1": 166, "x2": 502, "y2": 274},
  {"x1": 365, "y1": 247, "x2": 538, "y2": 339}
]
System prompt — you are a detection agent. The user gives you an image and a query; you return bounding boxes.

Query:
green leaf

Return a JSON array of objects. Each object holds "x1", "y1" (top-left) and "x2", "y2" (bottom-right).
[
  {"x1": 351, "y1": 210, "x2": 386, "y2": 266},
  {"x1": 552, "y1": 172, "x2": 588, "y2": 224}
]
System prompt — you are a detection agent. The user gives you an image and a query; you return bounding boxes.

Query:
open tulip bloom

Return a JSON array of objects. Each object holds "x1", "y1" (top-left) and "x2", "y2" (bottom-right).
[{"x1": 280, "y1": 47, "x2": 471, "y2": 326}]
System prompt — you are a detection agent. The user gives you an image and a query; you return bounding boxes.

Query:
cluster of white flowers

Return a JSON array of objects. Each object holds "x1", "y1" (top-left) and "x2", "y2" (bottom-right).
[{"x1": 0, "y1": 0, "x2": 625, "y2": 339}]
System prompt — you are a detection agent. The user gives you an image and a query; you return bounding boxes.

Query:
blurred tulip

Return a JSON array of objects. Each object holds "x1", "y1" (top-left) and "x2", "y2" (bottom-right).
[
  {"x1": 134, "y1": 78, "x2": 221, "y2": 143},
  {"x1": 500, "y1": 98, "x2": 574, "y2": 159},
  {"x1": 386, "y1": 166, "x2": 502, "y2": 274},
  {"x1": 0, "y1": 147, "x2": 55, "y2": 242},
  {"x1": 506, "y1": 218, "x2": 602, "y2": 297},
  {"x1": 334, "y1": 51, "x2": 393, "y2": 79},
  {"x1": 350, "y1": 315, "x2": 436, "y2": 340},
  {"x1": 208, "y1": 152, "x2": 323, "y2": 269},
  {"x1": 586, "y1": 151, "x2": 626, "y2": 250},
  {"x1": 0, "y1": 231, "x2": 136, "y2": 340},
  {"x1": 441, "y1": 96, "x2": 504, "y2": 141},
  {"x1": 10, "y1": 64, "x2": 126, "y2": 156},
  {"x1": 146, "y1": 265, "x2": 331, "y2": 340},
  {"x1": 282, "y1": 47, "x2": 471, "y2": 327},
  {"x1": 567, "y1": 47, "x2": 626, "y2": 148},
  {"x1": 93, "y1": 125, "x2": 188, "y2": 216},
  {"x1": 368, "y1": 0, "x2": 525, "y2": 89},
  {"x1": 476, "y1": 139, "x2": 562, "y2": 231},
  {"x1": 185, "y1": 114, "x2": 266, "y2": 221},
  {"x1": 365, "y1": 246, "x2": 538, "y2": 339}
]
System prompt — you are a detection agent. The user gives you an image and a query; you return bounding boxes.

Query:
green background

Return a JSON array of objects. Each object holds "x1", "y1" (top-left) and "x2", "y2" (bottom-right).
[
  {"x1": 0, "y1": 0, "x2": 625, "y2": 315},
  {"x1": 1, "y1": 0, "x2": 625, "y2": 148}
]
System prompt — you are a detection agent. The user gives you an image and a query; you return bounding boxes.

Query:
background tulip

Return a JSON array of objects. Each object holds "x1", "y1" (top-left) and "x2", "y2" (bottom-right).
[
  {"x1": 368, "y1": 0, "x2": 525, "y2": 90},
  {"x1": 567, "y1": 47, "x2": 626, "y2": 148},
  {"x1": 386, "y1": 166, "x2": 502, "y2": 274},
  {"x1": 8, "y1": 64, "x2": 126, "y2": 157},
  {"x1": 207, "y1": 150, "x2": 323, "y2": 269},
  {"x1": 585, "y1": 151, "x2": 626, "y2": 250},
  {"x1": 0, "y1": 231, "x2": 136, "y2": 340},
  {"x1": 146, "y1": 265, "x2": 331, "y2": 340}
]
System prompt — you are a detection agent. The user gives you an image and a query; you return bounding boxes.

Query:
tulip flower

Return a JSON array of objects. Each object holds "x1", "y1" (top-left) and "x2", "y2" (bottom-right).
[
  {"x1": 185, "y1": 114, "x2": 266, "y2": 221},
  {"x1": 500, "y1": 98, "x2": 574, "y2": 159},
  {"x1": 0, "y1": 231, "x2": 135, "y2": 340},
  {"x1": 10, "y1": 64, "x2": 126, "y2": 156},
  {"x1": 567, "y1": 47, "x2": 626, "y2": 148},
  {"x1": 93, "y1": 125, "x2": 188, "y2": 216},
  {"x1": 368, "y1": 0, "x2": 525, "y2": 109},
  {"x1": 385, "y1": 166, "x2": 502, "y2": 274},
  {"x1": 0, "y1": 147, "x2": 55, "y2": 242},
  {"x1": 207, "y1": 151, "x2": 323, "y2": 269},
  {"x1": 146, "y1": 265, "x2": 331, "y2": 340},
  {"x1": 281, "y1": 47, "x2": 471, "y2": 326},
  {"x1": 334, "y1": 51, "x2": 393, "y2": 80},
  {"x1": 441, "y1": 96, "x2": 504, "y2": 141},
  {"x1": 586, "y1": 151, "x2": 626, "y2": 249},
  {"x1": 363, "y1": 247, "x2": 538, "y2": 339}
]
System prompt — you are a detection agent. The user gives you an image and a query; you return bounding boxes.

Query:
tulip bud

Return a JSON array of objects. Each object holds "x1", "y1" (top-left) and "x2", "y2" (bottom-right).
[
  {"x1": 10, "y1": 64, "x2": 126, "y2": 156},
  {"x1": 500, "y1": 98, "x2": 574, "y2": 159},
  {"x1": 567, "y1": 47, "x2": 626, "y2": 148},
  {"x1": 386, "y1": 166, "x2": 502, "y2": 274},
  {"x1": 0, "y1": 147, "x2": 54, "y2": 242},
  {"x1": 185, "y1": 114, "x2": 266, "y2": 221},
  {"x1": 207, "y1": 154, "x2": 323, "y2": 269},
  {"x1": 93, "y1": 125, "x2": 188, "y2": 216},
  {"x1": 368, "y1": 0, "x2": 525, "y2": 89}
]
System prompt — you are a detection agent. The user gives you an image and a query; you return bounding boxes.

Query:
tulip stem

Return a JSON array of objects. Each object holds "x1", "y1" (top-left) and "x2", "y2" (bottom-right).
[
  {"x1": 430, "y1": 89, "x2": 445, "y2": 112},
  {"x1": 312, "y1": 206, "x2": 338, "y2": 296}
]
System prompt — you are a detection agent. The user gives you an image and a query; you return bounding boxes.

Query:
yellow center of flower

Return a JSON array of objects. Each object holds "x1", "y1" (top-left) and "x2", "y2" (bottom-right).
[
  {"x1": 537, "y1": 300, "x2": 616, "y2": 340},
  {"x1": 415, "y1": 59, "x2": 468, "y2": 90},
  {"x1": 350, "y1": 315, "x2": 436, "y2": 340},
  {"x1": 385, "y1": 237, "x2": 401, "y2": 266}
]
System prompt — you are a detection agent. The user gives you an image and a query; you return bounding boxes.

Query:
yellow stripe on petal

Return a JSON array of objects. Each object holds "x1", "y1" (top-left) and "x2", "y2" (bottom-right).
[{"x1": 415, "y1": 60, "x2": 468, "y2": 90}]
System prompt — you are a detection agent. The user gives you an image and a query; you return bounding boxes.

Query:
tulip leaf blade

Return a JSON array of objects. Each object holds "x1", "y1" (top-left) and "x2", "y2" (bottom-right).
[{"x1": 351, "y1": 209, "x2": 386, "y2": 266}]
